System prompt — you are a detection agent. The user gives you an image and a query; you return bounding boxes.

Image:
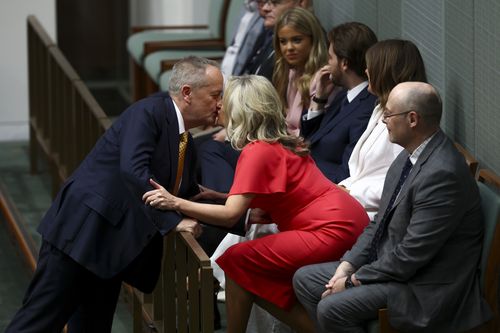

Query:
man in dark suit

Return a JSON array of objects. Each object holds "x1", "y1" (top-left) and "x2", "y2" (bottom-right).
[
  {"x1": 301, "y1": 22, "x2": 377, "y2": 183},
  {"x1": 221, "y1": 0, "x2": 265, "y2": 76},
  {"x1": 293, "y1": 82, "x2": 492, "y2": 332},
  {"x1": 6, "y1": 56, "x2": 223, "y2": 333}
]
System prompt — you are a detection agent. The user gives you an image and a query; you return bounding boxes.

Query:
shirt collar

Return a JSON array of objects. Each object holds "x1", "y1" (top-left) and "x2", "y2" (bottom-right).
[
  {"x1": 172, "y1": 99, "x2": 186, "y2": 135},
  {"x1": 346, "y1": 81, "x2": 368, "y2": 103},
  {"x1": 409, "y1": 130, "x2": 439, "y2": 165}
]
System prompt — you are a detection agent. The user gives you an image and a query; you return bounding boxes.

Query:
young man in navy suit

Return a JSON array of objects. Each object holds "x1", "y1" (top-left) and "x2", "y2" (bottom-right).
[
  {"x1": 301, "y1": 22, "x2": 378, "y2": 183},
  {"x1": 6, "y1": 56, "x2": 224, "y2": 333}
]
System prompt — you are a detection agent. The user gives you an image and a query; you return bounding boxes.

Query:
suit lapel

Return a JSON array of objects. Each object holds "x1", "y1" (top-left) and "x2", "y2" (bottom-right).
[
  {"x1": 309, "y1": 90, "x2": 346, "y2": 144},
  {"x1": 163, "y1": 94, "x2": 181, "y2": 193},
  {"x1": 391, "y1": 131, "x2": 446, "y2": 208},
  {"x1": 310, "y1": 87, "x2": 372, "y2": 145},
  {"x1": 358, "y1": 113, "x2": 386, "y2": 162},
  {"x1": 376, "y1": 153, "x2": 409, "y2": 220},
  {"x1": 349, "y1": 105, "x2": 382, "y2": 173}
]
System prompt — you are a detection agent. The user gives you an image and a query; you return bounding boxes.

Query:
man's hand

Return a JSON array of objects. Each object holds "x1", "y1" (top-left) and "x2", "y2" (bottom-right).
[
  {"x1": 315, "y1": 65, "x2": 335, "y2": 99},
  {"x1": 322, "y1": 261, "x2": 356, "y2": 298},
  {"x1": 176, "y1": 217, "x2": 203, "y2": 238},
  {"x1": 338, "y1": 184, "x2": 350, "y2": 193},
  {"x1": 248, "y1": 208, "x2": 272, "y2": 225}
]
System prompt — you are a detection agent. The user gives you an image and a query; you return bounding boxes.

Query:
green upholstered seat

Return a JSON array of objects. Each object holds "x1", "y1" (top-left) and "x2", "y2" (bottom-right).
[
  {"x1": 126, "y1": 0, "x2": 226, "y2": 64},
  {"x1": 142, "y1": 0, "x2": 244, "y2": 86},
  {"x1": 159, "y1": 70, "x2": 173, "y2": 92},
  {"x1": 145, "y1": 50, "x2": 226, "y2": 83},
  {"x1": 477, "y1": 181, "x2": 500, "y2": 290}
]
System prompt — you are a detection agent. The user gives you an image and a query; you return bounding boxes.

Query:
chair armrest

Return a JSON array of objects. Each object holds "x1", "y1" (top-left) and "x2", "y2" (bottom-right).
[
  {"x1": 477, "y1": 169, "x2": 500, "y2": 187},
  {"x1": 378, "y1": 308, "x2": 400, "y2": 333},
  {"x1": 131, "y1": 25, "x2": 209, "y2": 34},
  {"x1": 454, "y1": 142, "x2": 479, "y2": 176},
  {"x1": 144, "y1": 39, "x2": 226, "y2": 55}
]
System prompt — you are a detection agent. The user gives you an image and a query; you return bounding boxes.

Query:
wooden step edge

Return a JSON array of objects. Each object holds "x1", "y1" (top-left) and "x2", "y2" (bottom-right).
[{"x1": 0, "y1": 181, "x2": 37, "y2": 272}]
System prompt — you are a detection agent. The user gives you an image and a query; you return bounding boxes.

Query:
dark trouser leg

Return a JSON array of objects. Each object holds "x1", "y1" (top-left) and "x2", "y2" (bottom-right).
[
  {"x1": 5, "y1": 240, "x2": 121, "y2": 333},
  {"x1": 293, "y1": 261, "x2": 339, "y2": 330},
  {"x1": 5, "y1": 241, "x2": 81, "y2": 333},
  {"x1": 67, "y1": 276, "x2": 122, "y2": 333},
  {"x1": 293, "y1": 261, "x2": 389, "y2": 333},
  {"x1": 316, "y1": 282, "x2": 389, "y2": 333}
]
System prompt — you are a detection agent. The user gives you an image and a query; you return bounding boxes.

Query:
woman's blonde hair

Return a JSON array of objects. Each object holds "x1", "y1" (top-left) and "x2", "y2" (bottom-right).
[
  {"x1": 223, "y1": 75, "x2": 309, "y2": 156},
  {"x1": 272, "y1": 7, "x2": 327, "y2": 108}
]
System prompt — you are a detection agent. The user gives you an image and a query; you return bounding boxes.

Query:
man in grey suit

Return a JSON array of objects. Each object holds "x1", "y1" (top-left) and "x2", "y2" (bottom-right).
[
  {"x1": 293, "y1": 82, "x2": 492, "y2": 332},
  {"x1": 220, "y1": 0, "x2": 264, "y2": 76}
]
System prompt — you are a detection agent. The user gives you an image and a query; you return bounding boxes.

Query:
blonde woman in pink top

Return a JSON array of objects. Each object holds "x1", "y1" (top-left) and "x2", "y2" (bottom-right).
[{"x1": 272, "y1": 7, "x2": 334, "y2": 136}]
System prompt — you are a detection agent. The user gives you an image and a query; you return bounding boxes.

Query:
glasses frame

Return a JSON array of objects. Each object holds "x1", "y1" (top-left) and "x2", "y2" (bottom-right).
[
  {"x1": 257, "y1": 0, "x2": 288, "y2": 6},
  {"x1": 382, "y1": 110, "x2": 413, "y2": 121}
]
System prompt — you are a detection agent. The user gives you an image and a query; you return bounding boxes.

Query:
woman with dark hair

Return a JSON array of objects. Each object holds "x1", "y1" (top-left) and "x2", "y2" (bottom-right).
[
  {"x1": 338, "y1": 39, "x2": 428, "y2": 219},
  {"x1": 143, "y1": 75, "x2": 369, "y2": 333}
]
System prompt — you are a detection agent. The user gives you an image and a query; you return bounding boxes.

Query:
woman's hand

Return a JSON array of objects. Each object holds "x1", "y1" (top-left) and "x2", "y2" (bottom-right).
[
  {"x1": 212, "y1": 128, "x2": 227, "y2": 142},
  {"x1": 142, "y1": 178, "x2": 179, "y2": 210},
  {"x1": 190, "y1": 185, "x2": 228, "y2": 203}
]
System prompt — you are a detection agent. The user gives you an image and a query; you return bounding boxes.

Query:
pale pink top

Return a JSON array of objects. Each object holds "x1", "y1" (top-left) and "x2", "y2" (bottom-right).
[
  {"x1": 285, "y1": 69, "x2": 305, "y2": 136},
  {"x1": 286, "y1": 69, "x2": 338, "y2": 136}
]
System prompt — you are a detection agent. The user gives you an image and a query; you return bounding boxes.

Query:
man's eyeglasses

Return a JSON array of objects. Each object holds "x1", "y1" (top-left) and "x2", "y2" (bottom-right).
[
  {"x1": 382, "y1": 110, "x2": 413, "y2": 121},
  {"x1": 257, "y1": 0, "x2": 288, "y2": 6}
]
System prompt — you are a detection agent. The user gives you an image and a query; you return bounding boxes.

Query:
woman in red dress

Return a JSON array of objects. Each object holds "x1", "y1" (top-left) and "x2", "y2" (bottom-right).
[{"x1": 143, "y1": 75, "x2": 369, "y2": 333}]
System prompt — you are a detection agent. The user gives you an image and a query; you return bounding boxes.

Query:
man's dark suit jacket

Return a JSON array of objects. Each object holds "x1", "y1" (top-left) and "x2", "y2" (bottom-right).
[
  {"x1": 239, "y1": 28, "x2": 275, "y2": 82},
  {"x1": 343, "y1": 131, "x2": 491, "y2": 332},
  {"x1": 301, "y1": 87, "x2": 376, "y2": 183},
  {"x1": 38, "y1": 92, "x2": 199, "y2": 292}
]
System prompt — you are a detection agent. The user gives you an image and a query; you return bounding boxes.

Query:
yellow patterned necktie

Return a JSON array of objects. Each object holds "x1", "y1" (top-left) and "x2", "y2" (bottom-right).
[{"x1": 173, "y1": 131, "x2": 189, "y2": 196}]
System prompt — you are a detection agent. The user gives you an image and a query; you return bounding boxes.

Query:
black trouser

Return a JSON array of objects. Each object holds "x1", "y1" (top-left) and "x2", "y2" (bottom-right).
[{"x1": 5, "y1": 240, "x2": 122, "y2": 333}]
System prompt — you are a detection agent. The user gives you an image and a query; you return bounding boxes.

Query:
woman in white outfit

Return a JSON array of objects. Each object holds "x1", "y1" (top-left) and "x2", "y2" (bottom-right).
[{"x1": 338, "y1": 39, "x2": 428, "y2": 220}]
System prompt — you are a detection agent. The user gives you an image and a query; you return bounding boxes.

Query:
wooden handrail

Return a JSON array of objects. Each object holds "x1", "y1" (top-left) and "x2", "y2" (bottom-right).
[
  {"x1": 27, "y1": 15, "x2": 215, "y2": 333},
  {"x1": 27, "y1": 15, "x2": 55, "y2": 48}
]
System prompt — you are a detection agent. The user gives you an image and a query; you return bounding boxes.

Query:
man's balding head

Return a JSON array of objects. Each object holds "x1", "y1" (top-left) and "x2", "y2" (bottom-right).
[
  {"x1": 384, "y1": 82, "x2": 442, "y2": 151},
  {"x1": 390, "y1": 82, "x2": 442, "y2": 127}
]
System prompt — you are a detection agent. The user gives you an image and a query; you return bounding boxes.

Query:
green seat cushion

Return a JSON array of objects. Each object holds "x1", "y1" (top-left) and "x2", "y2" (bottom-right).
[
  {"x1": 127, "y1": 30, "x2": 215, "y2": 64},
  {"x1": 144, "y1": 50, "x2": 224, "y2": 83},
  {"x1": 159, "y1": 70, "x2": 173, "y2": 92}
]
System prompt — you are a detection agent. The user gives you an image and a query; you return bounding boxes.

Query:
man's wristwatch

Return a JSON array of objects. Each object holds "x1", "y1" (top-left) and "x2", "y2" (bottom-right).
[
  {"x1": 344, "y1": 274, "x2": 355, "y2": 289},
  {"x1": 312, "y1": 95, "x2": 328, "y2": 104}
]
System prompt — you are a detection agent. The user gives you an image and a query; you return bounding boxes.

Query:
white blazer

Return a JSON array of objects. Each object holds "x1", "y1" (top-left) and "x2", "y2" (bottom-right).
[{"x1": 339, "y1": 104, "x2": 403, "y2": 220}]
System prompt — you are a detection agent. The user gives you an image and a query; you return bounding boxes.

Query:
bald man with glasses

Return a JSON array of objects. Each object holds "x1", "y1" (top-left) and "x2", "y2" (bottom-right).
[{"x1": 294, "y1": 82, "x2": 491, "y2": 332}]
